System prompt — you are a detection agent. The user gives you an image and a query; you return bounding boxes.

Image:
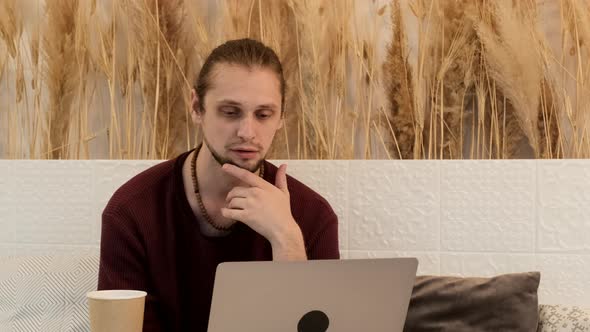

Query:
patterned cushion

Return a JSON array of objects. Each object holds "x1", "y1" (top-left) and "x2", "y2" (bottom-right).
[
  {"x1": 0, "y1": 255, "x2": 99, "y2": 332},
  {"x1": 538, "y1": 305, "x2": 590, "y2": 332}
]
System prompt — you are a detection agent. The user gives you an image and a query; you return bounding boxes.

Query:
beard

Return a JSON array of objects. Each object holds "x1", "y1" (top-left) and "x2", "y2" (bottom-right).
[{"x1": 202, "y1": 137, "x2": 264, "y2": 173}]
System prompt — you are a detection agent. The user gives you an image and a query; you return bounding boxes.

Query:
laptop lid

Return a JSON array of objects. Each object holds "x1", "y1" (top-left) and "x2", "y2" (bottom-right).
[{"x1": 208, "y1": 258, "x2": 418, "y2": 332}]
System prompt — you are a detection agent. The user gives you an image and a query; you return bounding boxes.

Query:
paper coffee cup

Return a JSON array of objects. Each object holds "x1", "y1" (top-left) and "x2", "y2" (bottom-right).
[{"x1": 87, "y1": 290, "x2": 147, "y2": 332}]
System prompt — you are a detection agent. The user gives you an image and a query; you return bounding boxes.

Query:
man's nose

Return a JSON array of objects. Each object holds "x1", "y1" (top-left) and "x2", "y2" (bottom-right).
[{"x1": 237, "y1": 116, "x2": 255, "y2": 140}]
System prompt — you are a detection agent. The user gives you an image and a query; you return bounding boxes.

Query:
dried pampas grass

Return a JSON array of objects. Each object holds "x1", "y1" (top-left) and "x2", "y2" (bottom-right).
[
  {"x1": 0, "y1": 0, "x2": 22, "y2": 159},
  {"x1": 289, "y1": 0, "x2": 329, "y2": 159},
  {"x1": 559, "y1": 0, "x2": 590, "y2": 157},
  {"x1": 384, "y1": 0, "x2": 415, "y2": 159},
  {"x1": 475, "y1": 0, "x2": 544, "y2": 157},
  {"x1": 149, "y1": 0, "x2": 197, "y2": 159},
  {"x1": 428, "y1": 0, "x2": 477, "y2": 159},
  {"x1": 1, "y1": 0, "x2": 590, "y2": 160},
  {"x1": 0, "y1": 0, "x2": 20, "y2": 59},
  {"x1": 288, "y1": 0, "x2": 355, "y2": 159},
  {"x1": 0, "y1": 48, "x2": 6, "y2": 82},
  {"x1": 408, "y1": 0, "x2": 436, "y2": 159},
  {"x1": 494, "y1": 89, "x2": 526, "y2": 158},
  {"x1": 42, "y1": 0, "x2": 79, "y2": 159},
  {"x1": 270, "y1": 2, "x2": 302, "y2": 159},
  {"x1": 125, "y1": 0, "x2": 196, "y2": 159},
  {"x1": 538, "y1": 78, "x2": 562, "y2": 158}
]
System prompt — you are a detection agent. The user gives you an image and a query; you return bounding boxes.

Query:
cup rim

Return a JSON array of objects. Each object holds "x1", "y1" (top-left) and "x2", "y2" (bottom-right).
[{"x1": 86, "y1": 290, "x2": 147, "y2": 300}]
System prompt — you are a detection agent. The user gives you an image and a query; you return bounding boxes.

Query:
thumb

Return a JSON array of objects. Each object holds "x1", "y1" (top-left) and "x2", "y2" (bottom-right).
[{"x1": 275, "y1": 164, "x2": 289, "y2": 193}]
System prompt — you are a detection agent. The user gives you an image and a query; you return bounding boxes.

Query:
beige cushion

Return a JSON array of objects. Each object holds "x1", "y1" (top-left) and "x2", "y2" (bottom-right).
[
  {"x1": 404, "y1": 272, "x2": 541, "y2": 332},
  {"x1": 537, "y1": 304, "x2": 590, "y2": 332}
]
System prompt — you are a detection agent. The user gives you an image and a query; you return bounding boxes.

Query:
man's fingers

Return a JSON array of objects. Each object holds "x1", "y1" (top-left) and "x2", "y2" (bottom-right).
[
  {"x1": 275, "y1": 164, "x2": 289, "y2": 193},
  {"x1": 221, "y1": 207, "x2": 247, "y2": 221},
  {"x1": 225, "y1": 186, "x2": 251, "y2": 203},
  {"x1": 226, "y1": 197, "x2": 248, "y2": 210}
]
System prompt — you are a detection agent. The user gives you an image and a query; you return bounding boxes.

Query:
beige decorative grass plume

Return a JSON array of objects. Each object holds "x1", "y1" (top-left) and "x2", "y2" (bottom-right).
[
  {"x1": 125, "y1": 0, "x2": 195, "y2": 159},
  {"x1": 271, "y1": 1, "x2": 303, "y2": 159},
  {"x1": 286, "y1": 0, "x2": 355, "y2": 159},
  {"x1": 42, "y1": 0, "x2": 79, "y2": 159},
  {"x1": 68, "y1": 1, "x2": 93, "y2": 159},
  {"x1": 0, "y1": 47, "x2": 6, "y2": 83},
  {"x1": 0, "y1": 0, "x2": 21, "y2": 159},
  {"x1": 28, "y1": 6, "x2": 44, "y2": 159},
  {"x1": 560, "y1": 0, "x2": 590, "y2": 157},
  {"x1": 153, "y1": 0, "x2": 197, "y2": 159},
  {"x1": 0, "y1": 0, "x2": 589, "y2": 160},
  {"x1": 474, "y1": 0, "x2": 543, "y2": 157},
  {"x1": 0, "y1": 0, "x2": 19, "y2": 59},
  {"x1": 288, "y1": 0, "x2": 329, "y2": 159},
  {"x1": 429, "y1": 0, "x2": 477, "y2": 159},
  {"x1": 350, "y1": 1, "x2": 391, "y2": 159},
  {"x1": 408, "y1": 0, "x2": 436, "y2": 159},
  {"x1": 538, "y1": 78, "x2": 562, "y2": 158},
  {"x1": 493, "y1": 89, "x2": 526, "y2": 158},
  {"x1": 384, "y1": 0, "x2": 415, "y2": 159}
]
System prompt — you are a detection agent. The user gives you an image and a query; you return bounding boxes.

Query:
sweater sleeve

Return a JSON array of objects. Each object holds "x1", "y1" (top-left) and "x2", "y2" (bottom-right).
[
  {"x1": 306, "y1": 204, "x2": 340, "y2": 260},
  {"x1": 97, "y1": 211, "x2": 164, "y2": 332}
]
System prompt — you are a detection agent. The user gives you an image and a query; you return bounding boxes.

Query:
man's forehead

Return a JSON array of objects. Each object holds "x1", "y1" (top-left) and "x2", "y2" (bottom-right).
[
  {"x1": 205, "y1": 64, "x2": 281, "y2": 106},
  {"x1": 208, "y1": 62, "x2": 269, "y2": 80}
]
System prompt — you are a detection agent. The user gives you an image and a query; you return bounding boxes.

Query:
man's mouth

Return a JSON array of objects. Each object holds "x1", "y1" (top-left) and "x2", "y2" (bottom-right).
[
  {"x1": 230, "y1": 147, "x2": 259, "y2": 159},
  {"x1": 231, "y1": 147, "x2": 258, "y2": 152}
]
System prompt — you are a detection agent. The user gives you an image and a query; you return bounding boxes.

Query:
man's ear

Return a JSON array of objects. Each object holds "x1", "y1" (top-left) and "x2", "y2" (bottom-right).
[{"x1": 191, "y1": 89, "x2": 202, "y2": 124}]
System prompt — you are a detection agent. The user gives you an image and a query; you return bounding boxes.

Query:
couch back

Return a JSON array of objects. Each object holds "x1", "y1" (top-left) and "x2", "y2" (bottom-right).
[
  {"x1": 0, "y1": 254, "x2": 98, "y2": 331},
  {"x1": 1, "y1": 159, "x2": 589, "y2": 309}
]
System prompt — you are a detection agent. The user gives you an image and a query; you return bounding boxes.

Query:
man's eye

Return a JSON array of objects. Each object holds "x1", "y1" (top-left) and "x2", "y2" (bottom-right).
[
  {"x1": 257, "y1": 111, "x2": 272, "y2": 119},
  {"x1": 221, "y1": 107, "x2": 239, "y2": 116}
]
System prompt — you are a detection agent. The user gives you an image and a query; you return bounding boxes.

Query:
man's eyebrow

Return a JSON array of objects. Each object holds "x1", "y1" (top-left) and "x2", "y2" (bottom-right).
[
  {"x1": 256, "y1": 103, "x2": 279, "y2": 110},
  {"x1": 217, "y1": 99, "x2": 278, "y2": 110},
  {"x1": 217, "y1": 99, "x2": 243, "y2": 106}
]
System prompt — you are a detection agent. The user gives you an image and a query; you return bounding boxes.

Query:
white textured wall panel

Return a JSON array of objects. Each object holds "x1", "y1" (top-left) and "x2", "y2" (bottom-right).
[
  {"x1": 347, "y1": 251, "x2": 440, "y2": 276},
  {"x1": 441, "y1": 161, "x2": 536, "y2": 252},
  {"x1": 1, "y1": 159, "x2": 590, "y2": 306},
  {"x1": 274, "y1": 160, "x2": 350, "y2": 251},
  {"x1": 439, "y1": 253, "x2": 537, "y2": 277},
  {"x1": 536, "y1": 254, "x2": 590, "y2": 306},
  {"x1": 348, "y1": 161, "x2": 440, "y2": 251},
  {"x1": 538, "y1": 161, "x2": 590, "y2": 252}
]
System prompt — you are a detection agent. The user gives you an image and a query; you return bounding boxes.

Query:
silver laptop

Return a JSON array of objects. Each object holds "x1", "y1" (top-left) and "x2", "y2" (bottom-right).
[{"x1": 208, "y1": 258, "x2": 418, "y2": 332}]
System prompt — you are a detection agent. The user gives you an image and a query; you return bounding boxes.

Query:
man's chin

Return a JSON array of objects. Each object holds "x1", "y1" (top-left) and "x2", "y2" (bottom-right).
[{"x1": 229, "y1": 159, "x2": 263, "y2": 173}]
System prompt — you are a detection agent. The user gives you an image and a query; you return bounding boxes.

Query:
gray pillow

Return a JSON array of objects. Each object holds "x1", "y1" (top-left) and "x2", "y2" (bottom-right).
[{"x1": 404, "y1": 272, "x2": 541, "y2": 332}]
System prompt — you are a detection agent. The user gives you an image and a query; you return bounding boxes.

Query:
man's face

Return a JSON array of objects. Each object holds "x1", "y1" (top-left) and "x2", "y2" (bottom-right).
[{"x1": 192, "y1": 63, "x2": 283, "y2": 172}]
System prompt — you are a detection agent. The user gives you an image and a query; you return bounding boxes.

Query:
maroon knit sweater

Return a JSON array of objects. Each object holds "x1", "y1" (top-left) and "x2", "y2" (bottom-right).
[{"x1": 97, "y1": 150, "x2": 340, "y2": 331}]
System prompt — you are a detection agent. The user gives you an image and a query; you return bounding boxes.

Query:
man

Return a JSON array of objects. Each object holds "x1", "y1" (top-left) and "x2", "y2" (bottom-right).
[{"x1": 98, "y1": 38, "x2": 340, "y2": 331}]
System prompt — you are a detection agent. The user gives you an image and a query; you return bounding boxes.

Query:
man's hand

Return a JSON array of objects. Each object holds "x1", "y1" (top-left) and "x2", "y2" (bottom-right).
[{"x1": 221, "y1": 163, "x2": 306, "y2": 261}]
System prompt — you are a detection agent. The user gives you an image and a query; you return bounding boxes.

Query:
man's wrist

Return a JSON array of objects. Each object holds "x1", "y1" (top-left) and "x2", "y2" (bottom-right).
[{"x1": 270, "y1": 220, "x2": 307, "y2": 261}]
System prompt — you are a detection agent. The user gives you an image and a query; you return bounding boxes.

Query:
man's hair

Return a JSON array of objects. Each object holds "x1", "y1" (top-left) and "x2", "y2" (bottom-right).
[{"x1": 195, "y1": 38, "x2": 286, "y2": 114}]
